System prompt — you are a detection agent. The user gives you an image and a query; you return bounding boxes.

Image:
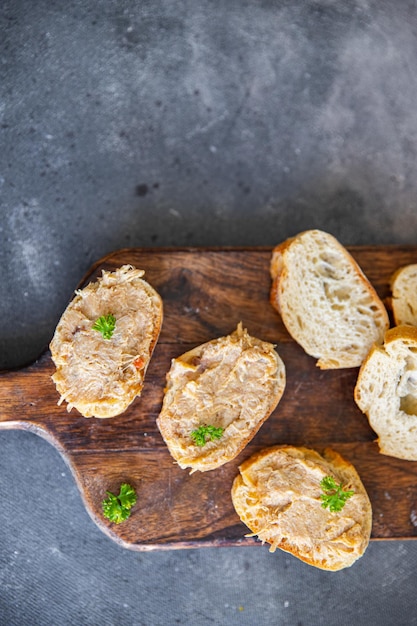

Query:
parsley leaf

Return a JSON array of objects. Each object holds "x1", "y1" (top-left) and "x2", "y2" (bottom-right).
[
  {"x1": 92, "y1": 314, "x2": 116, "y2": 339},
  {"x1": 190, "y1": 424, "x2": 224, "y2": 447},
  {"x1": 102, "y1": 483, "x2": 137, "y2": 524},
  {"x1": 320, "y1": 476, "x2": 354, "y2": 513},
  {"x1": 117, "y1": 483, "x2": 137, "y2": 510}
]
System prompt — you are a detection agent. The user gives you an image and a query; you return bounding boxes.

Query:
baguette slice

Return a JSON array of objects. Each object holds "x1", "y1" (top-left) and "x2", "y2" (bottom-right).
[
  {"x1": 390, "y1": 264, "x2": 417, "y2": 326},
  {"x1": 231, "y1": 445, "x2": 372, "y2": 571},
  {"x1": 354, "y1": 325, "x2": 417, "y2": 460},
  {"x1": 156, "y1": 323, "x2": 286, "y2": 472},
  {"x1": 50, "y1": 265, "x2": 163, "y2": 418},
  {"x1": 270, "y1": 229, "x2": 389, "y2": 368}
]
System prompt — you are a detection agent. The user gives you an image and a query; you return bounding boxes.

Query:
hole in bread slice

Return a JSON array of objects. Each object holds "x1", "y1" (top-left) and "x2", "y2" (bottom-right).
[{"x1": 354, "y1": 325, "x2": 417, "y2": 459}]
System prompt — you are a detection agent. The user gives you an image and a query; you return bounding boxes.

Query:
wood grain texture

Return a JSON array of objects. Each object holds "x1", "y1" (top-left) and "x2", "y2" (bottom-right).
[{"x1": 2, "y1": 246, "x2": 417, "y2": 550}]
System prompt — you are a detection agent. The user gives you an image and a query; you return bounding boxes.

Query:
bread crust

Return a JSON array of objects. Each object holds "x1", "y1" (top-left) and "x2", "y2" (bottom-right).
[
  {"x1": 50, "y1": 265, "x2": 163, "y2": 418},
  {"x1": 355, "y1": 325, "x2": 417, "y2": 460},
  {"x1": 270, "y1": 230, "x2": 389, "y2": 369},
  {"x1": 156, "y1": 324, "x2": 286, "y2": 472},
  {"x1": 231, "y1": 445, "x2": 372, "y2": 571}
]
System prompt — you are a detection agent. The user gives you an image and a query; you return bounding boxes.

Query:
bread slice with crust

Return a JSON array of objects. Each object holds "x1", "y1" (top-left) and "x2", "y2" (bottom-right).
[
  {"x1": 390, "y1": 264, "x2": 417, "y2": 326},
  {"x1": 231, "y1": 445, "x2": 372, "y2": 571},
  {"x1": 270, "y1": 229, "x2": 389, "y2": 369},
  {"x1": 354, "y1": 325, "x2": 417, "y2": 460},
  {"x1": 156, "y1": 323, "x2": 286, "y2": 472},
  {"x1": 50, "y1": 265, "x2": 163, "y2": 418}
]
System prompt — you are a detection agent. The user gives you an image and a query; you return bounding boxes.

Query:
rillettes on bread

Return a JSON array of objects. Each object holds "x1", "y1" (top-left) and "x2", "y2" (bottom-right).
[
  {"x1": 354, "y1": 325, "x2": 417, "y2": 461},
  {"x1": 231, "y1": 445, "x2": 372, "y2": 571},
  {"x1": 270, "y1": 229, "x2": 389, "y2": 368},
  {"x1": 50, "y1": 265, "x2": 163, "y2": 418},
  {"x1": 156, "y1": 323, "x2": 286, "y2": 472}
]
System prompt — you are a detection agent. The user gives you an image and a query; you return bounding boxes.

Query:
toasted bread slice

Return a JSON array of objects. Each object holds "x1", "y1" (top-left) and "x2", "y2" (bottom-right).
[
  {"x1": 270, "y1": 229, "x2": 389, "y2": 369},
  {"x1": 231, "y1": 445, "x2": 372, "y2": 571},
  {"x1": 156, "y1": 323, "x2": 286, "y2": 472},
  {"x1": 390, "y1": 264, "x2": 417, "y2": 326},
  {"x1": 354, "y1": 325, "x2": 417, "y2": 460},
  {"x1": 50, "y1": 265, "x2": 163, "y2": 418}
]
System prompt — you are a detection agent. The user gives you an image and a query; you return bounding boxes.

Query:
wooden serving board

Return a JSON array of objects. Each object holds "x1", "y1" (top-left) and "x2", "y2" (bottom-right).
[{"x1": 2, "y1": 246, "x2": 417, "y2": 551}]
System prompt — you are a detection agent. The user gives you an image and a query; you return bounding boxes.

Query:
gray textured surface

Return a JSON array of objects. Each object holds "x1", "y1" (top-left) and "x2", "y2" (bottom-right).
[{"x1": 2, "y1": 1, "x2": 417, "y2": 624}]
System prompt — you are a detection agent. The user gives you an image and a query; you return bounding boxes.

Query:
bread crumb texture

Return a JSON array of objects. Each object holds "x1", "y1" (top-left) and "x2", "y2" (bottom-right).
[
  {"x1": 355, "y1": 325, "x2": 417, "y2": 460},
  {"x1": 50, "y1": 265, "x2": 163, "y2": 418},
  {"x1": 231, "y1": 445, "x2": 372, "y2": 571},
  {"x1": 270, "y1": 229, "x2": 389, "y2": 369},
  {"x1": 390, "y1": 264, "x2": 417, "y2": 326},
  {"x1": 156, "y1": 323, "x2": 286, "y2": 472}
]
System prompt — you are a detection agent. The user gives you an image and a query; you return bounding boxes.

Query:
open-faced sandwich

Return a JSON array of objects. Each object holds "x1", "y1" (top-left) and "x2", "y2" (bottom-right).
[
  {"x1": 50, "y1": 264, "x2": 163, "y2": 418},
  {"x1": 157, "y1": 323, "x2": 286, "y2": 472},
  {"x1": 232, "y1": 445, "x2": 372, "y2": 570}
]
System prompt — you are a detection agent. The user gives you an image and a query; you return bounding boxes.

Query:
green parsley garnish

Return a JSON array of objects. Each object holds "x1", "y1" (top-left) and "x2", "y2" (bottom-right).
[
  {"x1": 320, "y1": 476, "x2": 354, "y2": 513},
  {"x1": 92, "y1": 314, "x2": 116, "y2": 339},
  {"x1": 190, "y1": 424, "x2": 224, "y2": 447},
  {"x1": 102, "y1": 483, "x2": 137, "y2": 524}
]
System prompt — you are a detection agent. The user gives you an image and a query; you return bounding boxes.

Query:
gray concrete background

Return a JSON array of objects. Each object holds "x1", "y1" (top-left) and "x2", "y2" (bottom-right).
[{"x1": 2, "y1": 0, "x2": 417, "y2": 624}]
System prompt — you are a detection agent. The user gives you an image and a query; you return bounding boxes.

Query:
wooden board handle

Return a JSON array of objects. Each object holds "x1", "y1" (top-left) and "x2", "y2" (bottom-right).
[{"x1": 1, "y1": 246, "x2": 417, "y2": 549}]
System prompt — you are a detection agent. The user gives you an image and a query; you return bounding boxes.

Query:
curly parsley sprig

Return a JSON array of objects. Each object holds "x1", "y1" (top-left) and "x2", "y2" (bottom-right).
[
  {"x1": 320, "y1": 476, "x2": 354, "y2": 513},
  {"x1": 102, "y1": 483, "x2": 137, "y2": 524},
  {"x1": 191, "y1": 424, "x2": 224, "y2": 447},
  {"x1": 92, "y1": 314, "x2": 116, "y2": 339}
]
